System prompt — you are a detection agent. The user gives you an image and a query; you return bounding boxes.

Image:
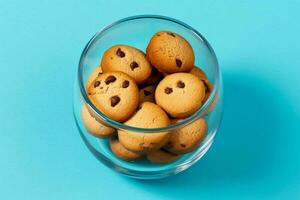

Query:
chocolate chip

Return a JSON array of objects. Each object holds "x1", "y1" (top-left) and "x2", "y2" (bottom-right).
[
  {"x1": 177, "y1": 81, "x2": 185, "y2": 88},
  {"x1": 156, "y1": 33, "x2": 161, "y2": 36},
  {"x1": 175, "y1": 59, "x2": 182, "y2": 68},
  {"x1": 105, "y1": 75, "x2": 116, "y2": 84},
  {"x1": 143, "y1": 90, "x2": 151, "y2": 96},
  {"x1": 167, "y1": 32, "x2": 175, "y2": 37},
  {"x1": 98, "y1": 72, "x2": 103, "y2": 76},
  {"x1": 180, "y1": 143, "x2": 186, "y2": 148},
  {"x1": 130, "y1": 61, "x2": 139, "y2": 71},
  {"x1": 110, "y1": 95, "x2": 120, "y2": 107},
  {"x1": 116, "y1": 48, "x2": 125, "y2": 57},
  {"x1": 164, "y1": 87, "x2": 173, "y2": 94},
  {"x1": 94, "y1": 81, "x2": 100, "y2": 88},
  {"x1": 122, "y1": 80, "x2": 129, "y2": 88}
]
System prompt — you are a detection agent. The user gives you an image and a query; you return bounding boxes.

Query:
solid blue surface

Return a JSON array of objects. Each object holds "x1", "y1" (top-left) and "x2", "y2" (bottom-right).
[{"x1": 1, "y1": 0, "x2": 300, "y2": 199}]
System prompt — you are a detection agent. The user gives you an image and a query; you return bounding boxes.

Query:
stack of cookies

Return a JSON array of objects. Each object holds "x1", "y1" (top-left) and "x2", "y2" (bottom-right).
[{"x1": 82, "y1": 31, "x2": 214, "y2": 164}]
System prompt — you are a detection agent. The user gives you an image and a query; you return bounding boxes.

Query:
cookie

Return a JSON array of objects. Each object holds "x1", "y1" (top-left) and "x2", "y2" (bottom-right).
[
  {"x1": 202, "y1": 79, "x2": 213, "y2": 102},
  {"x1": 189, "y1": 66, "x2": 207, "y2": 80},
  {"x1": 86, "y1": 65, "x2": 103, "y2": 91},
  {"x1": 110, "y1": 138, "x2": 143, "y2": 161},
  {"x1": 81, "y1": 104, "x2": 116, "y2": 138},
  {"x1": 87, "y1": 71, "x2": 139, "y2": 122},
  {"x1": 139, "y1": 85, "x2": 156, "y2": 104},
  {"x1": 155, "y1": 73, "x2": 206, "y2": 118},
  {"x1": 101, "y1": 45, "x2": 152, "y2": 84},
  {"x1": 207, "y1": 94, "x2": 219, "y2": 114},
  {"x1": 147, "y1": 149, "x2": 179, "y2": 164},
  {"x1": 188, "y1": 66, "x2": 213, "y2": 103},
  {"x1": 164, "y1": 118, "x2": 208, "y2": 154},
  {"x1": 143, "y1": 67, "x2": 163, "y2": 86},
  {"x1": 189, "y1": 69, "x2": 216, "y2": 115},
  {"x1": 118, "y1": 102, "x2": 171, "y2": 153},
  {"x1": 146, "y1": 31, "x2": 194, "y2": 73}
]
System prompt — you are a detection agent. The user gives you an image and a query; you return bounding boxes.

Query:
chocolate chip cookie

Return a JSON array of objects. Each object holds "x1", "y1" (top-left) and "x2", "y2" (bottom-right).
[
  {"x1": 81, "y1": 104, "x2": 116, "y2": 138},
  {"x1": 155, "y1": 73, "x2": 206, "y2": 118},
  {"x1": 118, "y1": 102, "x2": 171, "y2": 153},
  {"x1": 87, "y1": 71, "x2": 139, "y2": 122},
  {"x1": 110, "y1": 138, "x2": 143, "y2": 161},
  {"x1": 164, "y1": 118, "x2": 208, "y2": 154},
  {"x1": 101, "y1": 45, "x2": 152, "y2": 84},
  {"x1": 146, "y1": 31, "x2": 194, "y2": 73},
  {"x1": 189, "y1": 66, "x2": 213, "y2": 103},
  {"x1": 189, "y1": 66, "x2": 207, "y2": 80},
  {"x1": 147, "y1": 149, "x2": 179, "y2": 164}
]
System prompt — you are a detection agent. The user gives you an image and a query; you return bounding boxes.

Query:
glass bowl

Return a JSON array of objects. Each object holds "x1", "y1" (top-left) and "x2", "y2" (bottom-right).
[{"x1": 73, "y1": 15, "x2": 223, "y2": 179}]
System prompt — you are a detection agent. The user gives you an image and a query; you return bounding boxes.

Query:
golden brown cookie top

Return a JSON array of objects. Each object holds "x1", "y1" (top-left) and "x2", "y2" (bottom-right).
[
  {"x1": 118, "y1": 102, "x2": 171, "y2": 152},
  {"x1": 81, "y1": 104, "x2": 116, "y2": 138},
  {"x1": 87, "y1": 71, "x2": 139, "y2": 122},
  {"x1": 146, "y1": 31, "x2": 194, "y2": 73},
  {"x1": 101, "y1": 45, "x2": 152, "y2": 84},
  {"x1": 164, "y1": 118, "x2": 208, "y2": 154},
  {"x1": 155, "y1": 73, "x2": 206, "y2": 118},
  {"x1": 189, "y1": 66, "x2": 207, "y2": 80},
  {"x1": 124, "y1": 102, "x2": 170, "y2": 128},
  {"x1": 110, "y1": 138, "x2": 143, "y2": 161}
]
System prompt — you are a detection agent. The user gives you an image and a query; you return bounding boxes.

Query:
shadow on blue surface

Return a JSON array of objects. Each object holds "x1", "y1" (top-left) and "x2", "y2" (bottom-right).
[{"x1": 123, "y1": 70, "x2": 285, "y2": 197}]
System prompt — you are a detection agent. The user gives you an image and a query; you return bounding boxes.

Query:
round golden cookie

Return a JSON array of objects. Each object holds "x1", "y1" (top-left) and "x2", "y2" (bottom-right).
[
  {"x1": 146, "y1": 31, "x2": 194, "y2": 73},
  {"x1": 118, "y1": 102, "x2": 171, "y2": 153},
  {"x1": 81, "y1": 104, "x2": 116, "y2": 138},
  {"x1": 101, "y1": 45, "x2": 152, "y2": 84},
  {"x1": 139, "y1": 85, "x2": 156, "y2": 104},
  {"x1": 164, "y1": 118, "x2": 208, "y2": 154},
  {"x1": 155, "y1": 73, "x2": 206, "y2": 118},
  {"x1": 86, "y1": 65, "x2": 103, "y2": 91},
  {"x1": 87, "y1": 71, "x2": 139, "y2": 122},
  {"x1": 147, "y1": 150, "x2": 179, "y2": 164},
  {"x1": 189, "y1": 66, "x2": 207, "y2": 80},
  {"x1": 110, "y1": 138, "x2": 143, "y2": 161}
]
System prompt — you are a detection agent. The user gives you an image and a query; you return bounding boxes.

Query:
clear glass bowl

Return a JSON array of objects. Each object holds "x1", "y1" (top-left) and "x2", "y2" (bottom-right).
[{"x1": 73, "y1": 15, "x2": 223, "y2": 179}]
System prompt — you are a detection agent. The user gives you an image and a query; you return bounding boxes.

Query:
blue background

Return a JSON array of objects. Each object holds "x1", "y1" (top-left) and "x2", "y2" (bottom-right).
[{"x1": 1, "y1": 0, "x2": 300, "y2": 199}]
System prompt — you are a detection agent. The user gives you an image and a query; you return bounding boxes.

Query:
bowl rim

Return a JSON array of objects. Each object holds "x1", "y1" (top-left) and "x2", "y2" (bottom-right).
[{"x1": 78, "y1": 14, "x2": 220, "y2": 133}]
